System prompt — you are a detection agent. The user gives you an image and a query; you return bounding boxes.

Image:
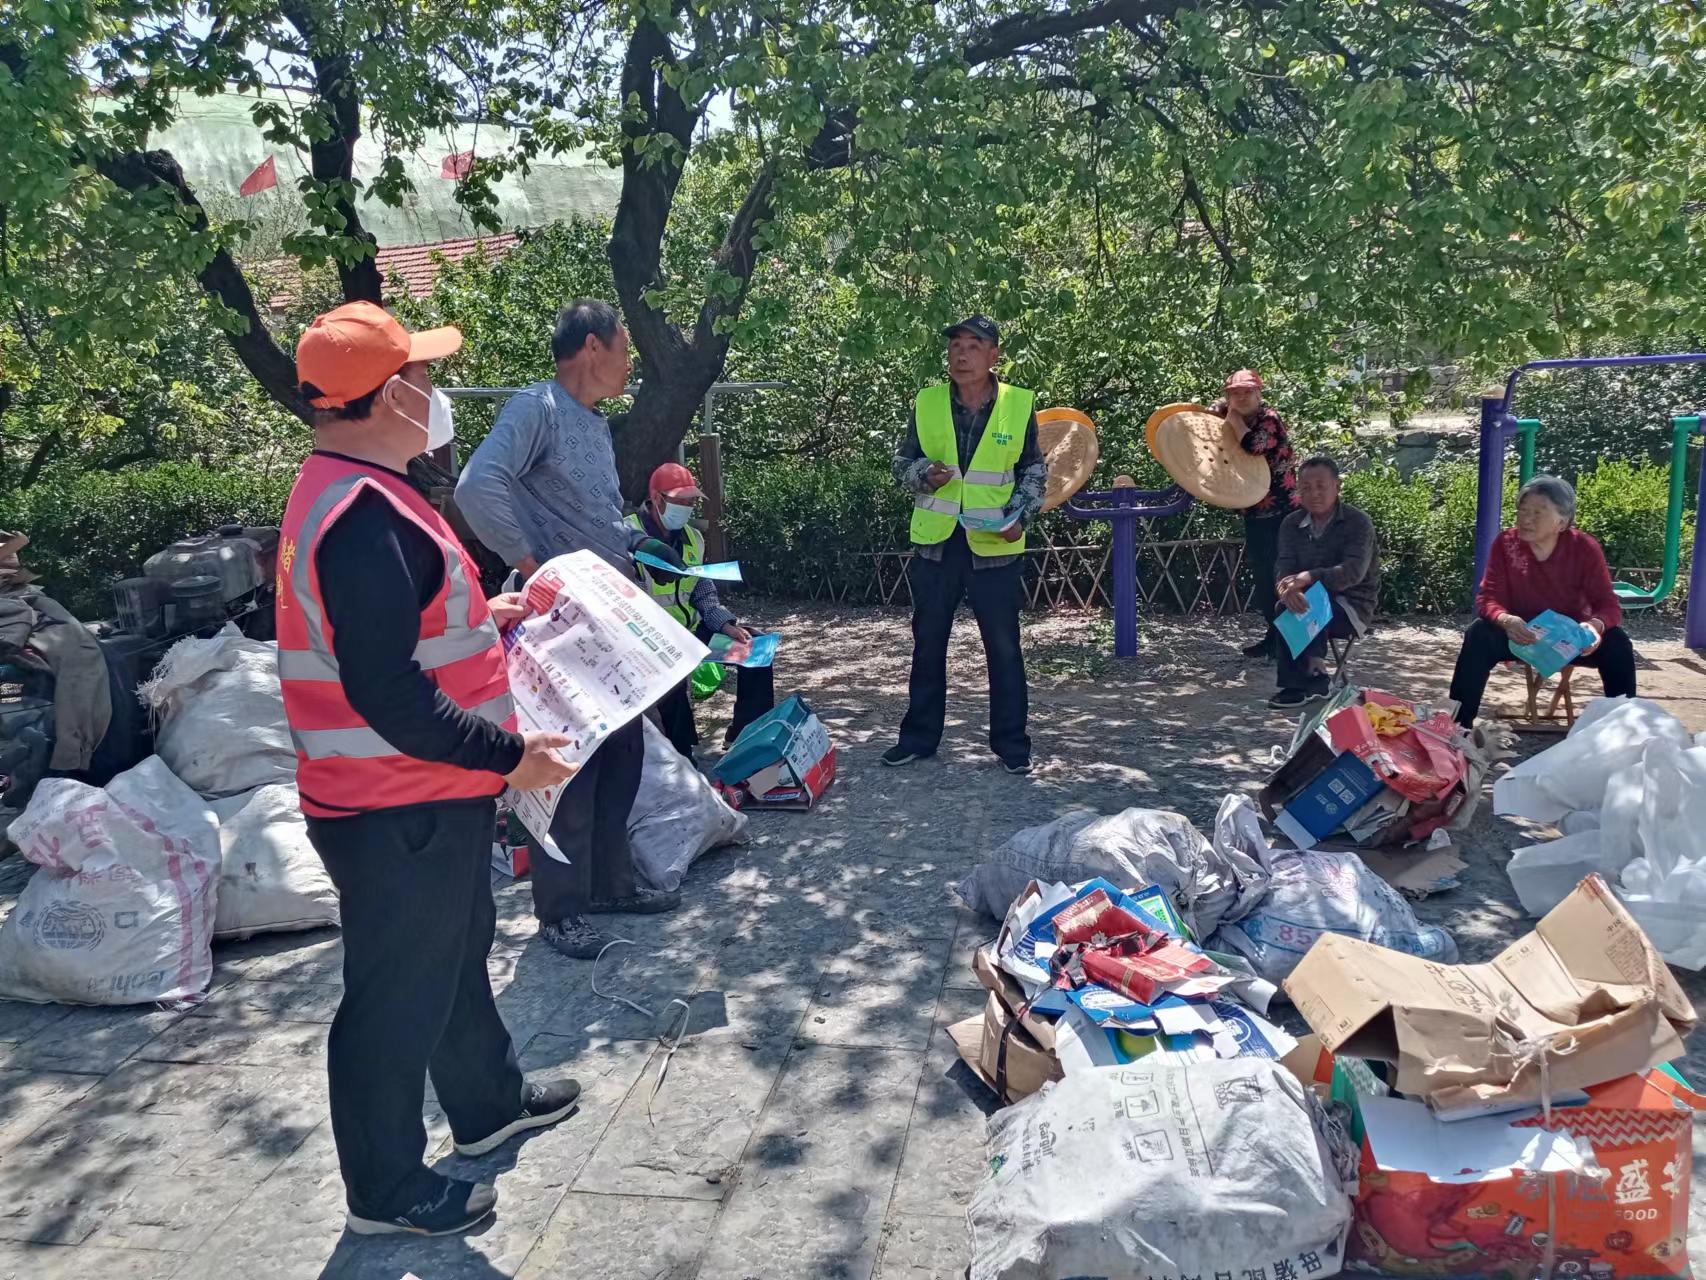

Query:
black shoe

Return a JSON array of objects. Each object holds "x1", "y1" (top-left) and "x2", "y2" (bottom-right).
[
  {"x1": 538, "y1": 916, "x2": 610, "y2": 960},
  {"x1": 455, "y1": 1076, "x2": 583, "y2": 1156},
  {"x1": 1242, "y1": 637, "x2": 1275, "y2": 660},
  {"x1": 881, "y1": 745, "x2": 934, "y2": 767},
  {"x1": 584, "y1": 887, "x2": 681, "y2": 915},
  {"x1": 1000, "y1": 756, "x2": 1033, "y2": 776},
  {"x1": 1268, "y1": 683, "x2": 1329, "y2": 710},
  {"x1": 345, "y1": 1177, "x2": 496, "y2": 1236}
]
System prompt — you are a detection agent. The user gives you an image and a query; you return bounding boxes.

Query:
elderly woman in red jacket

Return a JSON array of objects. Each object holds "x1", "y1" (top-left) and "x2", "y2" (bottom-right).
[{"x1": 1448, "y1": 474, "x2": 1637, "y2": 726}]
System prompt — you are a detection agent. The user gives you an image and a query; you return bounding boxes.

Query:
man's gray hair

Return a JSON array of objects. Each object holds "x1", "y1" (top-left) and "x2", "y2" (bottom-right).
[{"x1": 1519, "y1": 473, "x2": 1577, "y2": 524}]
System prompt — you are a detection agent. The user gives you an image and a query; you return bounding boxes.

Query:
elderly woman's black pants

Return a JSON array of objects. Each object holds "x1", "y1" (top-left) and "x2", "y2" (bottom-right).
[{"x1": 1448, "y1": 616, "x2": 1637, "y2": 726}]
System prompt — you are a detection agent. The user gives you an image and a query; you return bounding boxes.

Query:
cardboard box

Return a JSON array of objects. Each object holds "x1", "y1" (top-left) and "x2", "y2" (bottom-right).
[
  {"x1": 1350, "y1": 1070, "x2": 1704, "y2": 1278},
  {"x1": 948, "y1": 990, "x2": 1064, "y2": 1105},
  {"x1": 1275, "y1": 750, "x2": 1385, "y2": 848},
  {"x1": 972, "y1": 945, "x2": 1059, "y2": 1052},
  {"x1": 1283, "y1": 876, "x2": 1696, "y2": 1116},
  {"x1": 1264, "y1": 688, "x2": 1476, "y2": 850},
  {"x1": 491, "y1": 840, "x2": 530, "y2": 879},
  {"x1": 712, "y1": 694, "x2": 836, "y2": 810},
  {"x1": 1258, "y1": 728, "x2": 1338, "y2": 822}
]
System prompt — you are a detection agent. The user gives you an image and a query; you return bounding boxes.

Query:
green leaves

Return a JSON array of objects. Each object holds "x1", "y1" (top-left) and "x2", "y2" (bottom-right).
[{"x1": 5, "y1": 0, "x2": 1706, "y2": 490}]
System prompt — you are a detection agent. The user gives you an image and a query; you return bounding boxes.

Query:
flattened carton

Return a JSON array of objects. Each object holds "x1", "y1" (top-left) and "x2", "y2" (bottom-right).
[
  {"x1": 1283, "y1": 875, "x2": 1696, "y2": 1117},
  {"x1": 1350, "y1": 1070, "x2": 1705, "y2": 1278},
  {"x1": 711, "y1": 694, "x2": 836, "y2": 810}
]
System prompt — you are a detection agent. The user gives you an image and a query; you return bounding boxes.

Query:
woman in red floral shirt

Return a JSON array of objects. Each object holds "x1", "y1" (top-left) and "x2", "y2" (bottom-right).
[{"x1": 1212, "y1": 369, "x2": 1297, "y2": 659}]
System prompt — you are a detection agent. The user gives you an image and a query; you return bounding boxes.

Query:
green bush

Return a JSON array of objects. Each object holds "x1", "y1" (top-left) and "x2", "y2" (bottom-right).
[
  {"x1": 1341, "y1": 461, "x2": 1491, "y2": 614},
  {"x1": 1574, "y1": 458, "x2": 1695, "y2": 576},
  {"x1": 0, "y1": 464, "x2": 292, "y2": 618},
  {"x1": 723, "y1": 458, "x2": 910, "y2": 596},
  {"x1": 0, "y1": 451, "x2": 1687, "y2": 625}
]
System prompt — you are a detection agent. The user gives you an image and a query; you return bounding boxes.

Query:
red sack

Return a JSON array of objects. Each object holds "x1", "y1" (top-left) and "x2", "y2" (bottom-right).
[{"x1": 1328, "y1": 691, "x2": 1465, "y2": 805}]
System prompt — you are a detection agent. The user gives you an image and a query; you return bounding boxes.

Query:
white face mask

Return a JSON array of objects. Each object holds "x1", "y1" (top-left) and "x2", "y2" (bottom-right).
[
  {"x1": 660, "y1": 502, "x2": 695, "y2": 531},
  {"x1": 390, "y1": 376, "x2": 456, "y2": 452}
]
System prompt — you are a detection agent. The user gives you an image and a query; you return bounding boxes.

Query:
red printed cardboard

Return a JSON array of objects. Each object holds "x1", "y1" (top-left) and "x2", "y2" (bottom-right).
[
  {"x1": 1327, "y1": 691, "x2": 1464, "y2": 806},
  {"x1": 1351, "y1": 1070, "x2": 1704, "y2": 1277}
]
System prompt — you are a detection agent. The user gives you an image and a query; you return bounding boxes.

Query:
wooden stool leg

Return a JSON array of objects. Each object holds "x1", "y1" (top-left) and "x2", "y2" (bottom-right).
[{"x1": 1524, "y1": 668, "x2": 1542, "y2": 719}]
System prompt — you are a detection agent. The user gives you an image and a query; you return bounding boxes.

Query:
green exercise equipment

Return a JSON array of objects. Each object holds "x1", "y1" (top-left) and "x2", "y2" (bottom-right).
[{"x1": 1511, "y1": 414, "x2": 1700, "y2": 611}]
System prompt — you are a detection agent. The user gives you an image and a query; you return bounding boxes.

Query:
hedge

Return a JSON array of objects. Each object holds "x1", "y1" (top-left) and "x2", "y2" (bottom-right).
[
  {"x1": 0, "y1": 464, "x2": 293, "y2": 619},
  {"x1": 0, "y1": 453, "x2": 1689, "y2": 623},
  {"x1": 725, "y1": 454, "x2": 1692, "y2": 616}
]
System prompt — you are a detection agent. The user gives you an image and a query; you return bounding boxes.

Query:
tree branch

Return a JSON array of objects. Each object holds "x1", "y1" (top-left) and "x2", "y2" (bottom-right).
[
  {"x1": 692, "y1": 161, "x2": 776, "y2": 351},
  {"x1": 965, "y1": 0, "x2": 1180, "y2": 66},
  {"x1": 19, "y1": 431, "x2": 62, "y2": 489},
  {"x1": 96, "y1": 149, "x2": 309, "y2": 422},
  {"x1": 279, "y1": 0, "x2": 383, "y2": 304}
]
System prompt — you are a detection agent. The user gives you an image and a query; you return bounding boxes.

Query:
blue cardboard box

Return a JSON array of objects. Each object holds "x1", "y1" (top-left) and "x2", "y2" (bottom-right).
[{"x1": 1275, "y1": 750, "x2": 1384, "y2": 848}]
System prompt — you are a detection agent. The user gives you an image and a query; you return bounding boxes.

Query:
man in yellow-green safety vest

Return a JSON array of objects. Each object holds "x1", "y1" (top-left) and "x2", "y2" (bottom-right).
[
  {"x1": 884, "y1": 314, "x2": 1048, "y2": 775},
  {"x1": 628, "y1": 462, "x2": 775, "y2": 759}
]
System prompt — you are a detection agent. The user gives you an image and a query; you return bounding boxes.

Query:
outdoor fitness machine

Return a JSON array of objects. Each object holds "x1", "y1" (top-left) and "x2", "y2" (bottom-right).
[
  {"x1": 1049, "y1": 403, "x2": 1266, "y2": 659},
  {"x1": 1472, "y1": 354, "x2": 1706, "y2": 650}
]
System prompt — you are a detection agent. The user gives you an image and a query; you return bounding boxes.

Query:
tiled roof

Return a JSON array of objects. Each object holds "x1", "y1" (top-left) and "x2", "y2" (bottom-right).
[
  {"x1": 376, "y1": 232, "x2": 520, "y2": 297},
  {"x1": 264, "y1": 232, "x2": 520, "y2": 309}
]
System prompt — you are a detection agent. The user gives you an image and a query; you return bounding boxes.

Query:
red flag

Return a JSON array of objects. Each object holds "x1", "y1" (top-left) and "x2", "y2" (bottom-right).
[
  {"x1": 238, "y1": 155, "x2": 277, "y2": 197},
  {"x1": 441, "y1": 150, "x2": 474, "y2": 179}
]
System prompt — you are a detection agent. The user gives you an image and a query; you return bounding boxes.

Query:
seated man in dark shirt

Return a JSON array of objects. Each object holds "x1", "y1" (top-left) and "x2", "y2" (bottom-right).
[{"x1": 1269, "y1": 455, "x2": 1380, "y2": 709}]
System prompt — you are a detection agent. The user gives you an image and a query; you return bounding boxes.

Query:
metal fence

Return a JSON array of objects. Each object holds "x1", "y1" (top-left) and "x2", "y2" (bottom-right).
[
  {"x1": 727, "y1": 539, "x2": 1673, "y2": 617},
  {"x1": 732, "y1": 538, "x2": 1260, "y2": 613}
]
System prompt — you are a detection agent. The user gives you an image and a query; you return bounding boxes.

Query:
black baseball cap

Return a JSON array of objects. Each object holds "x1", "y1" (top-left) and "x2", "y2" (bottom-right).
[{"x1": 942, "y1": 314, "x2": 1000, "y2": 344}]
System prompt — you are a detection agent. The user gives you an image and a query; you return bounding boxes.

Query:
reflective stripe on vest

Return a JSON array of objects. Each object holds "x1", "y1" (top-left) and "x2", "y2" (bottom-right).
[
  {"x1": 276, "y1": 455, "x2": 516, "y2": 817},
  {"x1": 624, "y1": 513, "x2": 703, "y2": 630},
  {"x1": 909, "y1": 381, "x2": 1035, "y2": 556}
]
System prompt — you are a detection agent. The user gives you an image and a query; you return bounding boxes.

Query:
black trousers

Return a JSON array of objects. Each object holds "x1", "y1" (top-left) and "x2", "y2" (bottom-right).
[
  {"x1": 1243, "y1": 510, "x2": 1285, "y2": 645},
  {"x1": 526, "y1": 716, "x2": 643, "y2": 924},
  {"x1": 307, "y1": 799, "x2": 524, "y2": 1220},
  {"x1": 657, "y1": 625, "x2": 777, "y2": 757},
  {"x1": 1448, "y1": 616, "x2": 1637, "y2": 726},
  {"x1": 1274, "y1": 598, "x2": 1358, "y2": 691},
  {"x1": 898, "y1": 531, "x2": 1029, "y2": 760}
]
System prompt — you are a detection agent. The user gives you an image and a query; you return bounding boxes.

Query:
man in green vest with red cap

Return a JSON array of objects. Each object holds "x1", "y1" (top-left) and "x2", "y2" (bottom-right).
[{"x1": 885, "y1": 314, "x2": 1048, "y2": 774}]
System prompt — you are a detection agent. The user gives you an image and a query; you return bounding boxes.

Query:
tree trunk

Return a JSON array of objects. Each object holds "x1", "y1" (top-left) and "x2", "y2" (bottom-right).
[{"x1": 613, "y1": 352, "x2": 722, "y2": 501}]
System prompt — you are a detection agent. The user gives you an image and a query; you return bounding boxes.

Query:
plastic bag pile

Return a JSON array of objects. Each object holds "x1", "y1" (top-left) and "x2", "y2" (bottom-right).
[
  {"x1": 962, "y1": 793, "x2": 1452, "y2": 985},
  {"x1": 1495, "y1": 696, "x2": 1706, "y2": 968},
  {"x1": 0, "y1": 626, "x2": 751, "y2": 1006},
  {"x1": 0, "y1": 628, "x2": 337, "y2": 1006}
]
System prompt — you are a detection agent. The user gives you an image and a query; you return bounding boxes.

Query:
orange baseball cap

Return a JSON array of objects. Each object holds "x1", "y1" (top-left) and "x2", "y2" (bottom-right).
[
  {"x1": 1224, "y1": 368, "x2": 1263, "y2": 391},
  {"x1": 649, "y1": 462, "x2": 704, "y2": 503},
  {"x1": 295, "y1": 302, "x2": 463, "y2": 409}
]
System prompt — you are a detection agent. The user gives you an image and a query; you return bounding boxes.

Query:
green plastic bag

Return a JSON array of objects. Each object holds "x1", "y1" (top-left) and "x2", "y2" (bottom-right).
[{"x1": 690, "y1": 660, "x2": 727, "y2": 701}]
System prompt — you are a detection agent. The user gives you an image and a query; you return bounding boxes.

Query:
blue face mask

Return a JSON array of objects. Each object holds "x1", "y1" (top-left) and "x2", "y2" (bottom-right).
[{"x1": 660, "y1": 502, "x2": 694, "y2": 531}]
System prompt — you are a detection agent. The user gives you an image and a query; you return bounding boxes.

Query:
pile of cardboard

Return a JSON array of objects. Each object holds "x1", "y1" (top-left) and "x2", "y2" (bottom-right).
[
  {"x1": 1261, "y1": 686, "x2": 1485, "y2": 854},
  {"x1": 1284, "y1": 874, "x2": 1701, "y2": 1278},
  {"x1": 948, "y1": 876, "x2": 1296, "y2": 1104}
]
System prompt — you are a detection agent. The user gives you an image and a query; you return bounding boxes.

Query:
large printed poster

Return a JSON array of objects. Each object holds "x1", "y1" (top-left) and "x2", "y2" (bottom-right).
[{"x1": 502, "y1": 551, "x2": 707, "y2": 862}]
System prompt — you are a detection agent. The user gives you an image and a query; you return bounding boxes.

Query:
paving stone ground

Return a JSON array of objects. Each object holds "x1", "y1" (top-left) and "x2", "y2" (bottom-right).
[{"x1": 0, "y1": 603, "x2": 1702, "y2": 1280}]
